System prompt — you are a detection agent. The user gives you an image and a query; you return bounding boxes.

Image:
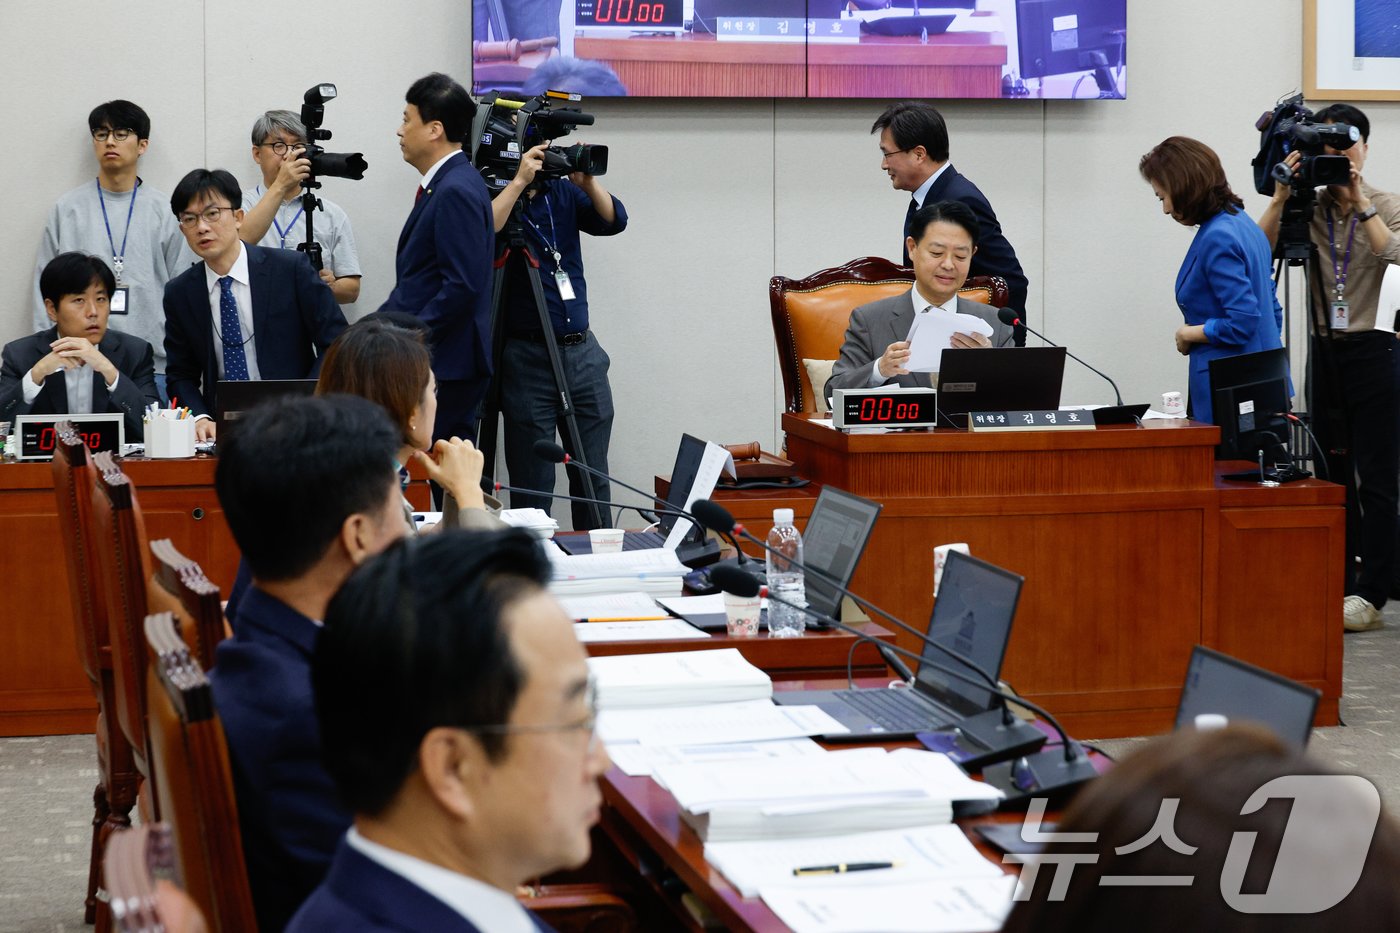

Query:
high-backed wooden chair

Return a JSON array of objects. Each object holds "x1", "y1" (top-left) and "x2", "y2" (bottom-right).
[
  {"x1": 149, "y1": 538, "x2": 228, "y2": 671},
  {"x1": 89, "y1": 451, "x2": 158, "y2": 816},
  {"x1": 769, "y1": 256, "x2": 1009, "y2": 414},
  {"x1": 521, "y1": 884, "x2": 638, "y2": 932},
  {"x1": 144, "y1": 612, "x2": 256, "y2": 932},
  {"x1": 51, "y1": 425, "x2": 138, "y2": 929}
]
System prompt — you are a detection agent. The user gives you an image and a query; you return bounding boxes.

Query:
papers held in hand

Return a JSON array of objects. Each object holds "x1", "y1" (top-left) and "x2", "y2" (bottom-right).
[{"x1": 905, "y1": 309, "x2": 996, "y2": 373}]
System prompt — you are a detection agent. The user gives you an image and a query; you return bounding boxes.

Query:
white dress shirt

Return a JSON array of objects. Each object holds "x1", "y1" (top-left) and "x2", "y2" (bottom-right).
[
  {"x1": 867, "y1": 285, "x2": 961, "y2": 387},
  {"x1": 203, "y1": 241, "x2": 261, "y2": 382},
  {"x1": 421, "y1": 150, "x2": 462, "y2": 192},
  {"x1": 344, "y1": 828, "x2": 537, "y2": 933},
  {"x1": 21, "y1": 357, "x2": 118, "y2": 407},
  {"x1": 912, "y1": 161, "x2": 951, "y2": 210}
]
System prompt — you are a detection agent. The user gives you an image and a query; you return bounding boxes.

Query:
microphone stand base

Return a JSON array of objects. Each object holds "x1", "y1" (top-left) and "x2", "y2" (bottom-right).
[
  {"x1": 1090, "y1": 403, "x2": 1150, "y2": 425},
  {"x1": 920, "y1": 709, "x2": 1047, "y2": 772},
  {"x1": 676, "y1": 536, "x2": 723, "y2": 569},
  {"x1": 981, "y1": 743, "x2": 1100, "y2": 810}
]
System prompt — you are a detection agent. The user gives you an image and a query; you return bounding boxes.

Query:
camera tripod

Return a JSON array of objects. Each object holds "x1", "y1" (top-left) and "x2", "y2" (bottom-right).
[
  {"x1": 295, "y1": 183, "x2": 325, "y2": 272},
  {"x1": 477, "y1": 199, "x2": 609, "y2": 529}
]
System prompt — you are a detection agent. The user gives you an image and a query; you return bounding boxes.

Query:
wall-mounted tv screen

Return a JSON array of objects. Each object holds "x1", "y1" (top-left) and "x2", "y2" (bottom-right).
[{"x1": 471, "y1": 0, "x2": 1127, "y2": 99}]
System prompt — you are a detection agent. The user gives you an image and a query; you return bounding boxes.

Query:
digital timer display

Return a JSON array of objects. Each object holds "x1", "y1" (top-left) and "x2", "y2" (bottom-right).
[
  {"x1": 832, "y1": 387, "x2": 940, "y2": 429},
  {"x1": 576, "y1": 0, "x2": 682, "y2": 27},
  {"x1": 15, "y1": 413, "x2": 124, "y2": 461}
]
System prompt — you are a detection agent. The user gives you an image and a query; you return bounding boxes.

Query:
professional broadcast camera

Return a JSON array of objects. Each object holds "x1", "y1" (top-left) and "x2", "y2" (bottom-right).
[
  {"x1": 470, "y1": 91, "x2": 608, "y2": 192},
  {"x1": 298, "y1": 83, "x2": 368, "y2": 181},
  {"x1": 1252, "y1": 94, "x2": 1358, "y2": 196}
]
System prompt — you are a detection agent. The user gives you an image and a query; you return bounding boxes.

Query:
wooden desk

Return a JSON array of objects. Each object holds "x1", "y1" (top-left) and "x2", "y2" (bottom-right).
[
  {"x1": 710, "y1": 416, "x2": 1345, "y2": 740},
  {"x1": 0, "y1": 456, "x2": 240, "y2": 736},
  {"x1": 573, "y1": 31, "x2": 1006, "y2": 97}
]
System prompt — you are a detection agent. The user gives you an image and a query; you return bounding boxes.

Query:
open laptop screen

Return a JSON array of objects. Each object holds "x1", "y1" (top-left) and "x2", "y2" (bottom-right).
[
  {"x1": 659, "y1": 433, "x2": 708, "y2": 538},
  {"x1": 914, "y1": 551, "x2": 1024, "y2": 717},
  {"x1": 1175, "y1": 646, "x2": 1319, "y2": 748},
  {"x1": 802, "y1": 486, "x2": 882, "y2": 621},
  {"x1": 936, "y1": 347, "x2": 1067, "y2": 424}
]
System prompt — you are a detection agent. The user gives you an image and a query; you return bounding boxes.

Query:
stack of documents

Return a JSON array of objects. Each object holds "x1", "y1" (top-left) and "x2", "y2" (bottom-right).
[
  {"x1": 654, "y1": 748, "x2": 1002, "y2": 842},
  {"x1": 546, "y1": 547, "x2": 689, "y2": 597},
  {"x1": 588, "y1": 649, "x2": 771, "y2": 709},
  {"x1": 499, "y1": 507, "x2": 559, "y2": 539},
  {"x1": 599, "y1": 699, "x2": 845, "y2": 747},
  {"x1": 761, "y1": 876, "x2": 1016, "y2": 933}
]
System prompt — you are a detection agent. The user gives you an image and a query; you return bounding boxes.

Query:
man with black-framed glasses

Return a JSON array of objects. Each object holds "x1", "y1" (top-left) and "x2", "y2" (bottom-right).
[
  {"x1": 162, "y1": 168, "x2": 346, "y2": 440},
  {"x1": 289, "y1": 529, "x2": 609, "y2": 933},
  {"x1": 32, "y1": 100, "x2": 191, "y2": 402}
]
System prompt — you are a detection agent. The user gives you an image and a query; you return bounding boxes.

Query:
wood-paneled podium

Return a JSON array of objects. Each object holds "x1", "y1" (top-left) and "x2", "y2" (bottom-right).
[{"x1": 731, "y1": 415, "x2": 1344, "y2": 739}]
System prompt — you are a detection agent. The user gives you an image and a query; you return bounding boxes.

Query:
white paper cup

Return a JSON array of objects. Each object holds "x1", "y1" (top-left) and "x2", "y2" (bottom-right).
[
  {"x1": 933, "y1": 542, "x2": 971, "y2": 595},
  {"x1": 1162, "y1": 391, "x2": 1185, "y2": 418},
  {"x1": 588, "y1": 528, "x2": 626, "y2": 554},
  {"x1": 723, "y1": 591, "x2": 762, "y2": 637}
]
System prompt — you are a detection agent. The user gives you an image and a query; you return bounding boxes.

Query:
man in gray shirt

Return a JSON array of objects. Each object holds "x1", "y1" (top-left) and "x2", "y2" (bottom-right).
[
  {"x1": 241, "y1": 110, "x2": 362, "y2": 311},
  {"x1": 33, "y1": 100, "x2": 191, "y2": 400}
]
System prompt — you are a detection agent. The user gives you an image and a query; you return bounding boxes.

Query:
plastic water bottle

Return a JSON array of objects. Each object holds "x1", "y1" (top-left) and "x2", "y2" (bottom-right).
[{"x1": 765, "y1": 508, "x2": 806, "y2": 638}]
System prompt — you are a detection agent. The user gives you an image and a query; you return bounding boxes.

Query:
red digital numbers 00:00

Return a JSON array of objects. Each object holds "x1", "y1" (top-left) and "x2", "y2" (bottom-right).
[
  {"x1": 857, "y1": 396, "x2": 925, "y2": 422},
  {"x1": 594, "y1": 0, "x2": 667, "y2": 23},
  {"x1": 36, "y1": 426, "x2": 104, "y2": 452}
]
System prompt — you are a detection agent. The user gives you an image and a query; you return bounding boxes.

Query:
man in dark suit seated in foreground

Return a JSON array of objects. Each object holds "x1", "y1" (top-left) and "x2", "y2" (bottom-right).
[
  {"x1": 0, "y1": 252, "x2": 158, "y2": 439},
  {"x1": 209, "y1": 395, "x2": 407, "y2": 932},
  {"x1": 162, "y1": 168, "x2": 347, "y2": 441},
  {"x1": 287, "y1": 530, "x2": 611, "y2": 933},
  {"x1": 826, "y1": 200, "x2": 1015, "y2": 402}
]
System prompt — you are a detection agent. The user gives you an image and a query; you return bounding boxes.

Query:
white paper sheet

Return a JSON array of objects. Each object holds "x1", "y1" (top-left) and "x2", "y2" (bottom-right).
[
  {"x1": 598, "y1": 700, "x2": 846, "y2": 747},
  {"x1": 1373, "y1": 263, "x2": 1400, "y2": 334},
  {"x1": 607, "y1": 737, "x2": 825, "y2": 778},
  {"x1": 905, "y1": 310, "x2": 995, "y2": 373},
  {"x1": 664, "y1": 439, "x2": 737, "y2": 551},
  {"x1": 656, "y1": 594, "x2": 769, "y2": 615},
  {"x1": 559, "y1": 591, "x2": 669, "y2": 621},
  {"x1": 572, "y1": 619, "x2": 708, "y2": 643},
  {"x1": 705, "y1": 824, "x2": 1002, "y2": 898},
  {"x1": 588, "y1": 648, "x2": 771, "y2": 709},
  {"x1": 760, "y1": 876, "x2": 1016, "y2": 933}
]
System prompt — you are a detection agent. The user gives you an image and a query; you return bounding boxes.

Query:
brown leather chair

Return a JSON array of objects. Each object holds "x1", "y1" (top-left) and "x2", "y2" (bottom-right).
[
  {"x1": 89, "y1": 451, "x2": 158, "y2": 818},
  {"x1": 144, "y1": 612, "x2": 256, "y2": 933},
  {"x1": 520, "y1": 884, "x2": 638, "y2": 932},
  {"x1": 769, "y1": 256, "x2": 1009, "y2": 414},
  {"x1": 51, "y1": 425, "x2": 138, "y2": 930},
  {"x1": 149, "y1": 538, "x2": 229, "y2": 672}
]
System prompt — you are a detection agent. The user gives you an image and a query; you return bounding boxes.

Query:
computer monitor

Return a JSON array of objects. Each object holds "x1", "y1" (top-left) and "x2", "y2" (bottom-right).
[
  {"x1": 1208, "y1": 348, "x2": 1291, "y2": 464},
  {"x1": 215, "y1": 379, "x2": 318, "y2": 440},
  {"x1": 916, "y1": 551, "x2": 1024, "y2": 717},
  {"x1": 659, "y1": 433, "x2": 709, "y2": 541},
  {"x1": 1016, "y1": 0, "x2": 1127, "y2": 97},
  {"x1": 802, "y1": 486, "x2": 882, "y2": 620},
  {"x1": 1175, "y1": 646, "x2": 1320, "y2": 749},
  {"x1": 935, "y1": 346, "x2": 1067, "y2": 427}
]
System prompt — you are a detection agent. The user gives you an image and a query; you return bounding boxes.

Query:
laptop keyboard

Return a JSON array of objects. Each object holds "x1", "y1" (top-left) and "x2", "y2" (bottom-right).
[
  {"x1": 622, "y1": 530, "x2": 666, "y2": 551},
  {"x1": 837, "y1": 688, "x2": 952, "y2": 732}
]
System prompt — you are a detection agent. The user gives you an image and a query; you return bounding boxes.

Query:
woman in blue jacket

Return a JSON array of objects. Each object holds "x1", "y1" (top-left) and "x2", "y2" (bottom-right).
[{"x1": 1140, "y1": 136, "x2": 1285, "y2": 423}]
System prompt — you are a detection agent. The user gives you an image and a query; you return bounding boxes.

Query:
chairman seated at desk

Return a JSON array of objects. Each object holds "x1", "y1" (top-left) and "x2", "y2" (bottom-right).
[
  {"x1": 826, "y1": 200, "x2": 1013, "y2": 402},
  {"x1": 0, "y1": 251, "x2": 158, "y2": 440}
]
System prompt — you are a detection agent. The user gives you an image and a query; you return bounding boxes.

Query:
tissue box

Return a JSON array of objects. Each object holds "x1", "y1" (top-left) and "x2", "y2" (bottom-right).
[{"x1": 146, "y1": 416, "x2": 196, "y2": 458}]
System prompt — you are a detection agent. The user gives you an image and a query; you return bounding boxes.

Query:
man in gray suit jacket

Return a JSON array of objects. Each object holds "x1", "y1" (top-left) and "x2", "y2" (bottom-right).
[
  {"x1": 827, "y1": 200, "x2": 1013, "y2": 402},
  {"x1": 0, "y1": 252, "x2": 158, "y2": 440}
]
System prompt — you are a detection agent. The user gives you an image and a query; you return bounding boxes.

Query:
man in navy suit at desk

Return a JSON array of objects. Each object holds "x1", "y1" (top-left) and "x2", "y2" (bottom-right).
[
  {"x1": 873, "y1": 100, "x2": 1029, "y2": 337},
  {"x1": 378, "y1": 73, "x2": 495, "y2": 442},
  {"x1": 162, "y1": 168, "x2": 347, "y2": 441},
  {"x1": 288, "y1": 530, "x2": 610, "y2": 933}
]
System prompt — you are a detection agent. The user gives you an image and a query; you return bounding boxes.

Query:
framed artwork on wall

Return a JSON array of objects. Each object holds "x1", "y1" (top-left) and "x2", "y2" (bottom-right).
[{"x1": 1306, "y1": 0, "x2": 1400, "y2": 100}]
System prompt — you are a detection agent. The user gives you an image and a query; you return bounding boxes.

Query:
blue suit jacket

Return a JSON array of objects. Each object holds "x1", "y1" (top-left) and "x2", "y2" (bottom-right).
[
  {"x1": 210, "y1": 586, "x2": 350, "y2": 933},
  {"x1": 162, "y1": 244, "x2": 347, "y2": 417},
  {"x1": 0, "y1": 326, "x2": 158, "y2": 440},
  {"x1": 911, "y1": 165, "x2": 1029, "y2": 315},
  {"x1": 378, "y1": 151, "x2": 495, "y2": 386},
  {"x1": 287, "y1": 840, "x2": 555, "y2": 933},
  {"x1": 1175, "y1": 208, "x2": 1285, "y2": 424}
]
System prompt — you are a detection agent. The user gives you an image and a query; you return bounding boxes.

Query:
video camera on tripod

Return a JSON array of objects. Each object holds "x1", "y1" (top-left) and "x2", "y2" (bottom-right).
[
  {"x1": 293, "y1": 83, "x2": 368, "y2": 270},
  {"x1": 469, "y1": 91, "x2": 608, "y2": 193}
]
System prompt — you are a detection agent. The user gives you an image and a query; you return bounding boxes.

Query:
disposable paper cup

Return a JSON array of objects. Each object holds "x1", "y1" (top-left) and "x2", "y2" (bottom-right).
[
  {"x1": 588, "y1": 528, "x2": 626, "y2": 554},
  {"x1": 723, "y1": 591, "x2": 762, "y2": 637},
  {"x1": 933, "y1": 542, "x2": 970, "y2": 595}
]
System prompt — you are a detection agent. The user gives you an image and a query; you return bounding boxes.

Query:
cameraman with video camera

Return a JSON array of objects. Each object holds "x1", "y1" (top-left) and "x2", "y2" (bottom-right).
[
  {"x1": 1258, "y1": 103, "x2": 1400, "y2": 632},
  {"x1": 490, "y1": 137, "x2": 626, "y2": 530}
]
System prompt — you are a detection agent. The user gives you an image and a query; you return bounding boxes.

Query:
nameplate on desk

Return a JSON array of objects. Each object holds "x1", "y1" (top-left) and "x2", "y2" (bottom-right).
[
  {"x1": 715, "y1": 16, "x2": 808, "y2": 41},
  {"x1": 967, "y1": 410, "x2": 1095, "y2": 432},
  {"x1": 15, "y1": 413, "x2": 124, "y2": 461}
]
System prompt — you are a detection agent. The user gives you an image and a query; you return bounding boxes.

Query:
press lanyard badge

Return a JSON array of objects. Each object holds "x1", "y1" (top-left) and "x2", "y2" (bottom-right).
[
  {"x1": 526, "y1": 195, "x2": 577, "y2": 302},
  {"x1": 110, "y1": 287, "x2": 130, "y2": 315},
  {"x1": 96, "y1": 178, "x2": 138, "y2": 287},
  {"x1": 1327, "y1": 209, "x2": 1358, "y2": 330},
  {"x1": 555, "y1": 267, "x2": 576, "y2": 301},
  {"x1": 1331, "y1": 297, "x2": 1349, "y2": 330}
]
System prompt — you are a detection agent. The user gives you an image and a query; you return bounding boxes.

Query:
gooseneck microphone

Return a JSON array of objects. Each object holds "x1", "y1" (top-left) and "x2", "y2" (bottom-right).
[
  {"x1": 710, "y1": 565, "x2": 1097, "y2": 799},
  {"x1": 997, "y1": 307, "x2": 1126, "y2": 407}
]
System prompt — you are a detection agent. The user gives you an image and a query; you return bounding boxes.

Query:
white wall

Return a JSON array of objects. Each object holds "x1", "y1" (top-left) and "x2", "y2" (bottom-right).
[{"x1": 1, "y1": 0, "x2": 1388, "y2": 525}]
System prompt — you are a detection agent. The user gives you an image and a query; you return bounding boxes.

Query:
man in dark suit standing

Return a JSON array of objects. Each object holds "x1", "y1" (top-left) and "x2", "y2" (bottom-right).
[
  {"x1": 162, "y1": 168, "x2": 347, "y2": 441},
  {"x1": 378, "y1": 73, "x2": 495, "y2": 442},
  {"x1": 1, "y1": 252, "x2": 158, "y2": 439},
  {"x1": 288, "y1": 530, "x2": 608, "y2": 933},
  {"x1": 873, "y1": 101, "x2": 1029, "y2": 338}
]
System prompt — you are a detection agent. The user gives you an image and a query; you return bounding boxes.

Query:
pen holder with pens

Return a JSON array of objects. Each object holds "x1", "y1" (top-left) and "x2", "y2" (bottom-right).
[{"x1": 146, "y1": 411, "x2": 196, "y2": 458}]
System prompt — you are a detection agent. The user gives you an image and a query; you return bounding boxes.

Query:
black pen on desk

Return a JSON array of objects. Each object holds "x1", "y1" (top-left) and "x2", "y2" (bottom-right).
[{"x1": 792, "y1": 861, "x2": 898, "y2": 876}]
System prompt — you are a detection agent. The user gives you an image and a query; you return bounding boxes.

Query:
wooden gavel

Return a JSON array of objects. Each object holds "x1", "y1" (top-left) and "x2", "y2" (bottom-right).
[
  {"x1": 473, "y1": 37, "x2": 560, "y2": 62},
  {"x1": 723, "y1": 442, "x2": 762, "y2": 462}
]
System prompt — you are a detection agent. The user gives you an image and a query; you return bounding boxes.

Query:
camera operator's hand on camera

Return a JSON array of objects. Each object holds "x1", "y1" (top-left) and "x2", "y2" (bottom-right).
[
  {"x1": 515, "y1": 144, "x2": 547, "y2": 189},
  {"x1": 568, "y1": 162, "x2": 617, "y2": 223},
  {"x1": 1272, "y1": 150, "x2": 1301, "y2": 203},
  {"x1": 272, "y1": 147, "x2": 311, "y2": 200},
  {"x1": 493, "y1": 144, "x2": 549, "y2": 232}
]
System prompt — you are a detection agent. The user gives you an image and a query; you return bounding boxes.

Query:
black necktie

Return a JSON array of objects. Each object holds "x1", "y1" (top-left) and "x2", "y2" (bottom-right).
[{"x1": 902, "y1": 197, "x2": 918, "y2": 267}]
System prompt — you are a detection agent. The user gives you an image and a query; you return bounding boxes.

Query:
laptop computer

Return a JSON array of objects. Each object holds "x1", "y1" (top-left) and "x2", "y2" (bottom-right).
[
  {"x1": 1175, "y1": 645, "x2": 1320, "y2": 748},
  {"x1": 935, "y1": 347, "x2": 1067, "y2": 428},
  {"x1": 215, "y1": 379, "x2": 318, "y2": 440},
  {"x1": 555, "y1": 433, "x2": 709, "y2": 555},
  {"x1": 774, "y1": 550, "x2": 1024, "y2": 739}
]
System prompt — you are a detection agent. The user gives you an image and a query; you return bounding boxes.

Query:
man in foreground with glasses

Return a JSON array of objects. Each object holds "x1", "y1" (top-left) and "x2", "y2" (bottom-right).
[
  {"x1": 32, "y1": 100, "x2": 190, "y2": 401},
  {"x1": 239, "y1": 109, "x2": 363, "y2": 307},
  {"x1": 288, "y1": 529, "x2": 609, "y2": 932},
  {"x1": 872, "y1": 100, "x2": 1028, "y2": 339},
  {"x1": 161, "y1": 168, "x2": 346, "y2": 441}
]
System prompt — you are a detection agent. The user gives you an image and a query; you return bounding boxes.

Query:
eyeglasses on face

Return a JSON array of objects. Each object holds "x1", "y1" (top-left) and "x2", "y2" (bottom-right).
[
  {"x1": 177, "y1": 206, "x2": 237, "y2": 229},
  {"x1": 469, "y1": 678, "x2": 601, "y2": 754},
  {"x1": 92, "y1": 128, "x2": 135, "y2": 142},
  {"x1": 256, "y1": 140, "x2": 306, "y2": 155}
]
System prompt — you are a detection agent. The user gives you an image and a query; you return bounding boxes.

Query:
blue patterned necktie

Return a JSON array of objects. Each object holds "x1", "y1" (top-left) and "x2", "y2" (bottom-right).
[{"x1": 218, "y1": 276, "x2": 249, "y2": 380}]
